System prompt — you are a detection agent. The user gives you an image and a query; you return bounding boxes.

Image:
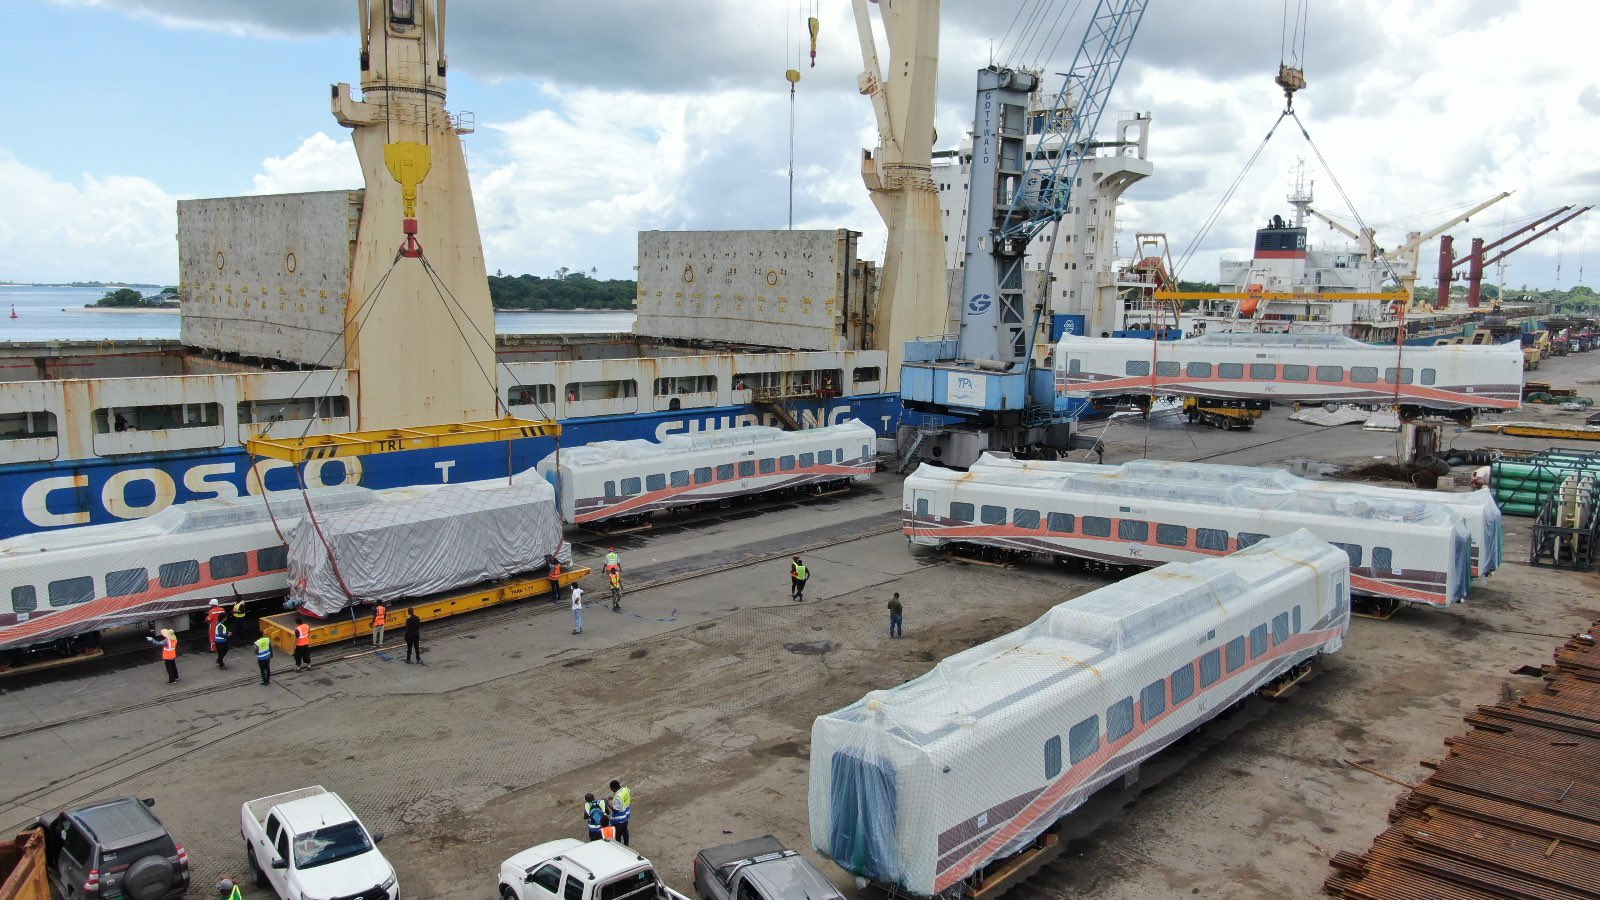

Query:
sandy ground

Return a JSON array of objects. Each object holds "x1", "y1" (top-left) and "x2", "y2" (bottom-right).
[{"x1": 4, "y1": 348, "x2": 1600, "y2": 900}]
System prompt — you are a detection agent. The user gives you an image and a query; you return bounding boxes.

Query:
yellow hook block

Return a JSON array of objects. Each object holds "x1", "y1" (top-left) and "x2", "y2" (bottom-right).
[{"x1": 383, "y1": 141, "x2": 433, "y2": 219}]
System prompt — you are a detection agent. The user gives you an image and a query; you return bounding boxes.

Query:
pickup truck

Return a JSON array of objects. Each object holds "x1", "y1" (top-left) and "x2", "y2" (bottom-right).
[
  {"x1": 692, "y1": 837, "x2": 843, "y2": 900},
  {"x1": 241, "y1": 786, "x2": 399, "y2": 900},
  {"x1": 498, "y1": 838, "x2": 692, "y2": 900}
]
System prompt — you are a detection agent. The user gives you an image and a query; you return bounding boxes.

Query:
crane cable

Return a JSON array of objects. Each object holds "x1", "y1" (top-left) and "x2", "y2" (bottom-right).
[{"x1": 1172, "y1": 111, "x2": 1290, "y2": 279}]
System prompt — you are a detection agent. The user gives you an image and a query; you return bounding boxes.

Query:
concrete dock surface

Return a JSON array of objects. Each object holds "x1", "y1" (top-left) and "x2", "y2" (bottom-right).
[{"x1": 5, "y1": 348, "x2": 1600, "y2": 899}]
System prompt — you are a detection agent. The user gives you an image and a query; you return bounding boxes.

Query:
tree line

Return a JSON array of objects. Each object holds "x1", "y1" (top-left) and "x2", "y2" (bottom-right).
[{"x1": 487, "y1": 268, "x2": 636, "y2": 311}]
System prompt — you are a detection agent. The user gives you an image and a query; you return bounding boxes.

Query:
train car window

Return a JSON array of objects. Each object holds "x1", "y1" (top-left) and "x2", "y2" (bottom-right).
[
  {"x1": 1106, "y1": 697, "x2": 1135, "y2": 742},
  {"x1": 779, "y1": 455, "x2": 796, "y2": 471},
  {"x1": 838, "y1": 447, "x2": 847, "y2": 462},
  {"x1": 1068, "y1": 715, "x2": 1099, "y2": 765},
  {"x1": 1373, "y1": 546, "x2": 1393, "y2": 571},
  {"x1": 1272, "y1": 612, "x2": 1290, "y2": 645},
  {"x1": 694, "y1": 467, "x2": 713, "y2": 485},
  {"x1": 1156, "y1": 523, "x2": 1188, "y2": 546},
  {"x1": 1237, "y1": 532, "x2": 1267, "y2": 549},
  {"x1": 1140, "y1": 681, "x2": 1166, "y2": 723},
  {"x1": 1250, "y1": 624, "x2": 1268, "y2": 658},
  {"x1": 1350, "y1": 366, "x2": 1379, "y2": 384},
  {"x1": 258, "y1": 546, "x2": 288, "y2": 572},
  {"x1": 737, "y1": 461, "x2": 756, "y2": 478},
  {"x1": 1331, "y1": 542, "x2": 1363, "y2": 568},
  {"x1": 1118, "y1": 520, "x2": 1148, "y2": 541},
  {"x1": 1225, "y1": 636, "x2": 1246, "y2": 672},
  {"x1": 1196, "y1": 528, "x2": 1229, "y2": 551},
  {"x1": 604, "y1": 480, "x2": 618, "y2": 498},
  {"x1": 916, "y1": 498, "x2": 929, "y2": 515},
  {"x1": 1199, "y1": 649, "x2": 1222, "y2": 687},
  {"x1": 758, "y1": 458, "x2": 776, "y2": 474},
  {"x1": 950, "y1": 502, "x2": 975, "y2": 522},
  {"x1": 819, "y1": 450, "x2": 834, "y2": 465},
  {"x1": 861, "y1": 444, "x2": 871, "y2": 460},
  {"x1": 1156, "y1": 361, "x2": 1180, "y2": 377},
  {"x1": 1249, "y1": 363, "x2": 1276, "y2": 379},
  {"x1": 621, "y1": 477, "x2": 643, "y2": 496},
  {"x1": 1067, "y1": 359, "x2": 1082, "y2": 374},
  {"x1": 671, "y1": 470, "x2": 691, "y2": 487},
  {"x1": 1315, "y1": 365, "x2": 1343, "y2": 383},
  {"x1": 980, "y1": 505, "x2": 1007, "y2": 525},
  {"x1": 210, "y1": 552, "x2": 248, "y2": 580},
  {"x1": 1125, "y1": 360, "x2": 1150, "y2": 376},
  {"x1": 159, "y1": 560, "x2": 201, "y2": 588},
  {"x1": 48, "y1": 576, "x2": 95, "y2": 607},
  {"x1": 1185, "y1": 361, "x2": 1212, "y2": 378},
  {"x1": 1079, "y1": 516, "x2": 1109, "y2": 537},
  {"x1": 1217, "y1": 363, "x2": 1244, "y2": 379},
  {"x1": 1044, "y1": 735, "x2": 1062, "y2": 780},
  {"x1": 1170, "y1": 664, "x2": 1196, "y2": 702},
  {"x1": 1293, "y1": 605, "x2": 1303, "y2": 634},
  {"x1": 646, "y1": 473, "x2": 667, "y2": 491},
  {"x1": 715, "y1": 465, "x2": 735, "y2": 481},
  {"x1": 1013, "y1": 508, "x2": 1040, "y2": 529},
  {"x1": 1384, "y1": 367, "x2": 1414, "y2": 384},
  {"x1": 11, "y1": 586, "x2": 37, "y2": 614},
  {"x1": 799, "y1": 452, "x2": 815, "y2": 467},
  {"x1": 1047, "y1": 512, "x2": 1076, "y2": 533},
  {"x1": 1420, "y1": 368, "x2": 1437, "y2": 385},
  {"x1": 1282, "y1": 364, "x2": 1310, "y2": 381},
  {"x1": 106, "y1": 567, "x2": 149, "y2": 597}
]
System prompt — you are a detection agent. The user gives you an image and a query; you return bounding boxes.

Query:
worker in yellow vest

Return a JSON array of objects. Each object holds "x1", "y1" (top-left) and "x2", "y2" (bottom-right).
[
  {"x1": 146, "y1": 627, "x2": 179, "y2": 683},
  {"x1": 255, "y1": 635, "x2": 273, "y2": 685},
  {"x1": 789, "y1": 557, "x2": 809, "y2": 602},
  {"x1": 371, "y1": 601, "x2": 387, "y2": 648},
  {"x1": 293, "y1": 616, "x2": 312, "y2": 670}
]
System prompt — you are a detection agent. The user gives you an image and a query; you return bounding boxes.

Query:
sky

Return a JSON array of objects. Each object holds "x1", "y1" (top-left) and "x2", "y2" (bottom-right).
[{"x1": 3, "y1": 0, "x2": 1597, "y2": 292}]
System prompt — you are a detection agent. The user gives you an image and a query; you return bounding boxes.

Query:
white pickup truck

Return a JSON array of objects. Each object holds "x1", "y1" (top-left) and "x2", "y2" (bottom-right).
[
  {"x1": 240, "y1": 786, "x2": 400, "y2": 900},
  {"x1": 498, "y1": 839, "x2": 692, "y2": 900}
]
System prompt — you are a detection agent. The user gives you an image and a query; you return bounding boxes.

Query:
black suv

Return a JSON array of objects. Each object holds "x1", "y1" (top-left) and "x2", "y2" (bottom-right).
[{"x1": 38, "y1": 797, "x2": 190, "y2": 899}]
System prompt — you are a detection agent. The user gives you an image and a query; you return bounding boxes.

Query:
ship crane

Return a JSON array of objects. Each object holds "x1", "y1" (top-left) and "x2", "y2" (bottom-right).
[
  {"x1": 893, "y1": 0, "x2": 1148, "y2": 469},
  {"x1": 1438, "y1": 205, "x2": 1593, "y2": 309},
  {"x1": 1372, "y1": 192, "x2": 1511, "y2": 306}
]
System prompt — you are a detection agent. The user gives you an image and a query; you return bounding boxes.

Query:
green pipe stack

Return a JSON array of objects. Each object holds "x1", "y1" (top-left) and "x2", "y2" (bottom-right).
[{"x1": 1491, "y1": 448, "x2": 1600, "y2": 516}]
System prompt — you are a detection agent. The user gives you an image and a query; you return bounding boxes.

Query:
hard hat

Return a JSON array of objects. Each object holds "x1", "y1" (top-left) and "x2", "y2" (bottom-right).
[
  {"x1": 215, "y1": 878, "x2": 235, "y2": 894},
  {"x1": 209, "y1": 599, "x2": 219, "y2": 607}
]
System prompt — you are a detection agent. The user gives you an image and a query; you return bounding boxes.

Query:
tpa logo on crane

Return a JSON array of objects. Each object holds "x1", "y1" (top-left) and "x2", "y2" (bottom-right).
[{"x1": 967, "y1": 293, "x2": 993, "y2": 315}]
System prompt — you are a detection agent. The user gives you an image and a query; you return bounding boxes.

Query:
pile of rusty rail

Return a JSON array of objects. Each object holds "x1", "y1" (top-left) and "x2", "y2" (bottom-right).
[{"x1": 1325, "y1": 620, "x2": 1600, "y2": 899}]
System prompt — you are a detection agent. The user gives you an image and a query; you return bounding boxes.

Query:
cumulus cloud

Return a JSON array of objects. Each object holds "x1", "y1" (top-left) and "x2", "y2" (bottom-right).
[{"x1": 250, "y1": 132, "x2": 362, "y2": 195}]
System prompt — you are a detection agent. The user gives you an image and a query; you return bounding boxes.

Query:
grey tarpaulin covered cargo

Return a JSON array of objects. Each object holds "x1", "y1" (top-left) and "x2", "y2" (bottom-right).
[{"x1": 286, "y1": 477, "x2": 570, "y2": 616}]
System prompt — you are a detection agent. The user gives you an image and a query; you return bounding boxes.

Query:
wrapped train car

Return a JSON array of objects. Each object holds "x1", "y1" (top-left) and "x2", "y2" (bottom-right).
[
  {"x1": 970, "y1": 454, "x2": 1503, "y2": 577},
  {"x1": 1054, "y1": 333, "x2": 1523, "y2": 417},
  {"x1": 811, "y1": 531, "x2": 1351, "y2": 897},
  {"x1": 904, "y1": 463, "x2": 1472, "y2": 607},
  {"x1": 537, "y1": 420, "x2": 876, "y2": 526}
]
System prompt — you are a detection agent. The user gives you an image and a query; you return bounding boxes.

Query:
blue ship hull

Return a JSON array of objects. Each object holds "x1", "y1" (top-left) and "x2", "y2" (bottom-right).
[{"x1": 0, "y1": 394, "x2": 903, "y2": 540}]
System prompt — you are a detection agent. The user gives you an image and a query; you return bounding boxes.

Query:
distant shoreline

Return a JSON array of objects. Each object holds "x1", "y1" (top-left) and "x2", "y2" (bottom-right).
[
  {"x1": 63, "y1": 306, "x2": 180, "y2": 315},
  {"x1": 495, "y1": 307, "x2": 634, "y2": 314}
]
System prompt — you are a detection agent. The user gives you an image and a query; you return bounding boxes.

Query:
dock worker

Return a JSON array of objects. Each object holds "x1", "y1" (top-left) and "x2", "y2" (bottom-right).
[
  {"x1": 205, "y1": 599, "x2": 224, "y2": 652},
  {"x1": 255, "y1": 634, "x2": 273, "y2": 685},
  {"x1": 790, "y1": 556, "x2": 809, "y2": 602},
  {"x1": 215, "y1": 878, "x2": 243, "y2": 899},
  {"x1": 888, "y1": 592, "x2": 904, "y2": 638},
  {"x1": 146, "y1": 628, "x2": 179, "y2": 683},
  {"x1": 608, "y1": 567, "x2": 622, "y2": 611},
  {"x1": 546, "y1": 554, "x2": 565, "y2": 604},
  {"x1": 213, "y1": 617, "x2": 231, "y2": 668},
  {"x1": 370, "y1": 601, "x2": 387, "y2": 648},
  {"x1": 583, "y1": 792, "x2": 609, "y2": 841},
  {"x1": 605, "y1": 547, "x2": 621, "y2": 575},
  {"x1": 404, "y1": 611, "x2": 422, "y2": 664},
  {"x1": 571, "y1": 585, "x2": 586, "y2": 635},
  {"x1": 608, "y1": 780, "x2": 633, "y2": 846},
  {"x1": 231, "y1": 595, "x2": 247, "y2": 622},
  {"x1": 292, "y1": 616, "x2": 312, "y2": 670}
]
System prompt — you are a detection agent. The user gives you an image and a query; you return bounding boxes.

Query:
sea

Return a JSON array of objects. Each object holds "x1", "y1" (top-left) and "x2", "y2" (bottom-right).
[{"x1": 0, "y1": 285, "x2": 637, "y2": 342}]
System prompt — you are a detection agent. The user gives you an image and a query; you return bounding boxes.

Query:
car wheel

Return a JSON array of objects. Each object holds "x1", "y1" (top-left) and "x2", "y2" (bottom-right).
[
  {"x1": 502, "y1": 887, "x2": 518, "y2": 900},
  {"x1": 250, "y1": 845, "x2": 268, "y2": 887},
  {"x1": 123, "y1": 853, "x2": 176, "y2": 900}
]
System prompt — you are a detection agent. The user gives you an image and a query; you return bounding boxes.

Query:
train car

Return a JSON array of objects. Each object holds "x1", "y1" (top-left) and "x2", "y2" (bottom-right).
[
  {"x1": 970, "y1": 454, "x2": 1503, "y2": 577},
  {"x1": 904, "y1": 463, "x2": 1471, "y2": 608},
  {"x1": 1054, "y1": 333, "x2": 1524, "y2": 419},
  {"x1": 537, "y1": 420, "x2": 877, "y2": 526},
  {"x1": 810, "y1": 531, "x2": 1350, "y2": 898}
]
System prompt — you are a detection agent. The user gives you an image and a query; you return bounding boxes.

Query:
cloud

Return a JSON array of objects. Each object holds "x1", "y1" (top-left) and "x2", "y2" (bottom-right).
[
  {"x1": 49, "y1": 0, "x2": 343, "y2": 37},
  {"x1": 250, "y1": 132, "x2": 362, "y2": 195},
  {"x1": 1581, "y1": 85, "x2": 1600, "y2": 116}
]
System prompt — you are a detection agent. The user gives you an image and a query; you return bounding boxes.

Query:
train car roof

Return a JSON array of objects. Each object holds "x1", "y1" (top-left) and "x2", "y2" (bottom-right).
[{"x1": 552, "y1": 419, "x2": 875, "y2": 468}]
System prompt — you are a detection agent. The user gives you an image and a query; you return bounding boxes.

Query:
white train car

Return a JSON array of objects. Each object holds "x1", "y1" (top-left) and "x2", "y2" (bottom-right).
[
  {"x1": 810, "y1": 531, "x2": 1350, "y2": 897},
  {"x1": 904, "y1": 463, "x2": 1472, "y2": 607},
  {"x1": 1054, "y1": 333, "x2": 1523, "y2": 417},
  {"x1": 970, "y1": 454, "x2": 1503, "y2": 577},
  {"x1": 537, "y1": 420, "x2": 877, "y2": 526}
]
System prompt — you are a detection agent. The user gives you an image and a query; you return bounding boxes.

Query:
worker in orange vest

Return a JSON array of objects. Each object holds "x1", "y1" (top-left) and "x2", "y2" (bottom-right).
[
  {"x1": 546, "y1": 554, "x2": 565, "y2": 604},
  {"x1": 205, "y1": 599, "x2": 224, "y2": 652},
  {"x1": 292, "y1": 616, "x2": 312, "y2": 670},
  {"x1": 370, "y1": 601, "x2": 387, "y2": 648},
  {"x1": 146, "y1": 627, "x2": 179, "y2": 683}
]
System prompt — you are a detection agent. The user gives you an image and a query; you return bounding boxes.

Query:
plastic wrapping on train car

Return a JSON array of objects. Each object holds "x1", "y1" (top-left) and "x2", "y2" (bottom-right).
[
  {"x1": 285, "y1": 480, "x2": 569, "y2": 616},
  {"x1": 810, "y1": 531, "x2": 1351, "y2": 897}
]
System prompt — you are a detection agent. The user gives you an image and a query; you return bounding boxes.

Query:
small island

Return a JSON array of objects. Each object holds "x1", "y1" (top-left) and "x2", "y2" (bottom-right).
[{"x1": 87, "y1": 287, "x2": 180, "y2": 309}]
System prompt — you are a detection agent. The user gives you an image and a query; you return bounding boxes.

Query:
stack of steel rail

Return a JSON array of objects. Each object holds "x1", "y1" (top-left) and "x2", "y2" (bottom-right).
[{"x1": 1325, "y1": 620, "x2": 1600, "y2": 899}]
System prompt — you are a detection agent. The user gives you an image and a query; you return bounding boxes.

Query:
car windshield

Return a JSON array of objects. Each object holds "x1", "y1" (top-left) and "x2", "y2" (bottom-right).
[{"x1": 292, "y1": 821, "x2": 371, "y2": 869}]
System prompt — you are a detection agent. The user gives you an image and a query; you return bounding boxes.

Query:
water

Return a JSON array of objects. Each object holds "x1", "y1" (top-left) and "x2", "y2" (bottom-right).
[{"x1": 0, "y1": 285, "x2": 636, "y2": 343}]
